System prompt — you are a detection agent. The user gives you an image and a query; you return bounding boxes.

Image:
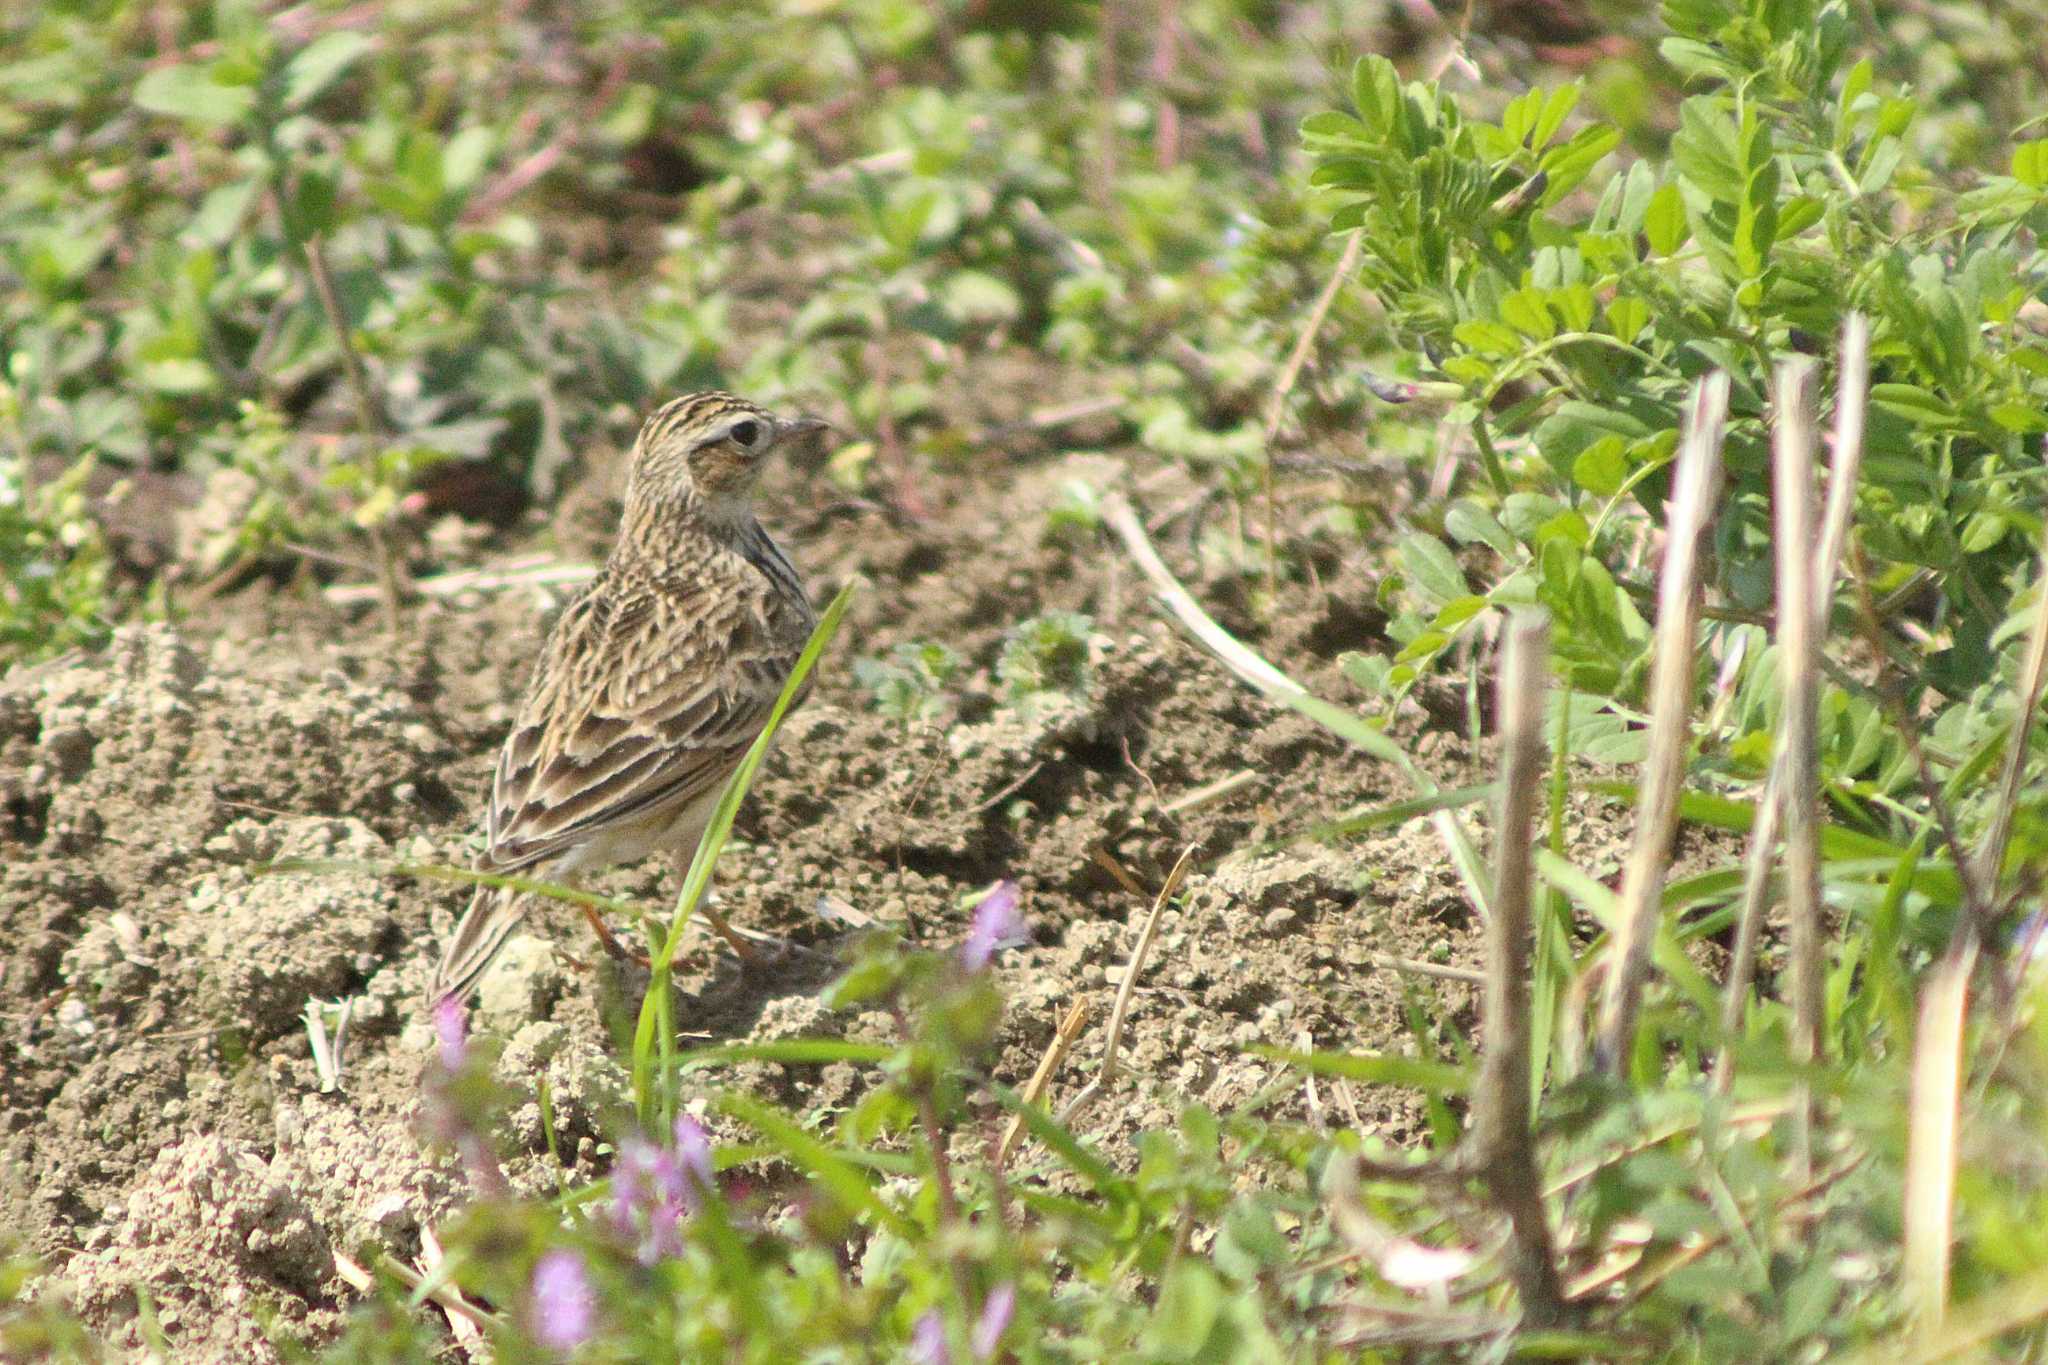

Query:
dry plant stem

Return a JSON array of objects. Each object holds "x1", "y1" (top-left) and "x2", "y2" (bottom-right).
[
  {"x1": 1849, "y1": 1264, "x2": 2048, "y2": 1365},
  {"x1": 1713, "y1": 790, "x2": 1781, "y2": 1092},
  {"x1": 1814, "y1": 314, "x2": 1871, "y2": 596},
  {"x1": 1469, "y1": 611, "x2": 1568, "y2": 1327},
  {"x1": 303, "y1": 232, "x2": 386, "y2": 442},
  {"x1": 418, "y1": 1225, "x2": 481, "y2": 1348},
  {"x1": 1771, "y1": 355, "x2": 1825, "y2": 1172},
  {"x1": 1904, "y1": 942, "x2": 1972, "y2": 1332},
  {"x1": 1972, "y1": 527, "x2": 2048, "y2": 896},
  {"x1": 1057, "y1": 844, "x2": 1196, "y2": 1125},
  {"x1": 1714, "y1": 315, "x2": 1869, "y2": 1095},
  {"x1": 325, "y1": 555, "x2": 593, "y2": 605},
  {"x1": 302, "y1": 231, "x2": 403, "y2": 633},
  {"x1": 332, "y1": 1248, "x2": 498, "y2": 1334},
  {"x1": 1261, "y1": 230, "x2": 1364, "y2": 601},
  {"x1": 1596, "y1": 373, "x2": 1729, "y2": 1073},
  {"x1": 997, "y1": 999, "x2": 1091, "y2": 1171},
  {"x1": 1903, "y1": 523, "x2": 2048, "y2": 1331},
  {"x1": 1371, "y1": 953, "x2": 1483, "y2": 985},
  {"x1": 1103, "y1": 490, "x2": 1488, "y2": 910},
  {"x1": 1159, "y1": 766, "x2": 1259, "y2": 815}
]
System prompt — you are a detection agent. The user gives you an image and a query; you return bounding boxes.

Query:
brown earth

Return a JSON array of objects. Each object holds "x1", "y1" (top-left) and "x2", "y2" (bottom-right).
[{"x1": 0, "y1": 354, "x2": 1649, "y2": 1359}]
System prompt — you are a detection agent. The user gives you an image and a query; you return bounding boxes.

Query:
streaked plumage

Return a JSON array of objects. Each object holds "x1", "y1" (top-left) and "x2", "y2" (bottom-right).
[{"x1": 431, "y1": 392, "x2": 823, "y2": 1003}]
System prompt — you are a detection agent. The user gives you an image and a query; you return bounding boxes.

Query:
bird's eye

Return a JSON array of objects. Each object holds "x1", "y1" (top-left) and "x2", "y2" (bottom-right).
[{"x1": 728, "y1": 419, "x2": 762, "y2": 448}]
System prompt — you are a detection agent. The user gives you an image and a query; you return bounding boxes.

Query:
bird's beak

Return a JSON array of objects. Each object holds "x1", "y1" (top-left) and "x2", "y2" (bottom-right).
[{"x1": 783, "y1": 415, "x2": 833, "y2": 440}]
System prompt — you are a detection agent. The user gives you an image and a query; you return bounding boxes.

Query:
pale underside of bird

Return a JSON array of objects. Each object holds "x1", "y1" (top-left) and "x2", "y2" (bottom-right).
[{"x1": 430, "y1": 392, "x2": 823, "y2": 1004}]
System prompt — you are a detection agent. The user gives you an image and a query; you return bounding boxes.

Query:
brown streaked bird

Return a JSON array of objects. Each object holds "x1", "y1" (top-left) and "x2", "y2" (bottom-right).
[{"x1": 430, "y1": 392, "x2": 825, "y2": 1004}]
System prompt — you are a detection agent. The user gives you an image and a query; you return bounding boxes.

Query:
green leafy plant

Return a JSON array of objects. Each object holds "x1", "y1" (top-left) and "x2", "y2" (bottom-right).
[
  {"x1": 996, "y1": 610, "x2": 1095, "y2": 707},
  {"x1": 854, "y1": 639, "x2": 964, "y2": 725},
  {"x1": 1309, "y1": 1, "x2": 2048, "y2": 703},
  {"x1": 0, "y1": 444, "x2": 108, "y2": 663}
]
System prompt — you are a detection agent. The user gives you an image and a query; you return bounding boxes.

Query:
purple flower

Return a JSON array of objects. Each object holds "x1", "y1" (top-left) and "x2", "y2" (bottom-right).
[
  {"x1": 607, "y1": 1122, "x2": 719, "y2": 1265},
  {"x1": 432, "y1": 995, "x2": 468, "y2": 1072},
  {"x1": 910, "y1": 1309, "x2": 950, "y2": 1365},
  {"x1": 674, "y1": 1115, "x2": 714, "y2": 1198},
  {"x1": 971, "y1": 1283, "x2": 1014, "y2": 1359},
  {"x1": 961, "y1": 880, "x2": 1026, "y2": 972},
  {"x1": 529, "y1": 1248, "x2": 596, "y2": 1351}
]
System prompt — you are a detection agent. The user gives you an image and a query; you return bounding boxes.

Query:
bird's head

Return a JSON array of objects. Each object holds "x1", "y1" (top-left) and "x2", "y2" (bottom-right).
[{"x1": 625, "y1": 391, "x2": 829, "y2": 527}]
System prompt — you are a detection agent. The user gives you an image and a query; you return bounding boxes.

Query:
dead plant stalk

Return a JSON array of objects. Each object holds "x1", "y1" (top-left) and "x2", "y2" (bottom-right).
[
  {"x1": 1596, "y1": 372, "x2": 1728, "y2": 1071},
  {"x1": 1903, "y1": 517, "x2": 2048, "y2": 1329},
  {"x1": 1771, "y1": 355, "x2": 1825, "y2": 1172},
  {"x1": 1058, "y1": 845, "x2": 1196, "y2": 1125},
  {"x1": 1261, "y1": 230, "x2": 1364, "y2": 600},
  {"x1": 1469, "y1": 611, "x2": 1568, "y2": 1326},
  {"x1": 1715, "y1": 314, "x2": 1869, "y2": 1095}
]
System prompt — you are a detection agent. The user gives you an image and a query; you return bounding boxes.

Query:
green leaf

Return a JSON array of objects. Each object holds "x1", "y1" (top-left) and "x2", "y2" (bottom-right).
[
  {"x1": 1989, "y1": 402, "x2": 2048, "y2": 434},
  {"x1": 1644, "y1": 183, "x2": 1689, "y2": 254},
  {"x1": 1531, "y1": 84, "x2": 1581, "y2": 150},
  {"x1": 1869, "y1": 382, "x2": 1958, "y2": 426},
  {"x1": 1350, "y1": 55, "x2": 1400, "y2": 133},
  {"x1": 1540, "y1": 123, "x2": 1621, "y2": 203},
  {"x1": 134, "y1": 63, "x2": 255, "y2": 127},
  {"x1": 1672, "y1": 101, "x2": 1744, "y2": 203},
  {"x1": 1444, "y1": 500, "x2": 1516, "y2": 555},
  {"x1": 1501, "y1": 289, "x2": 1557, "y2": 340},
  {"x1": 282, "y1": 31, "x2": 372, "y2": 109},
  {"x1": 1301, "y1": 111, "x2": 1370, "y2": 143},
  {"x1": 677, "y1": 1039, "x2": 894, "y2": 1070},
  {"x1": 718, "y1": 1091, "x2": 914, "y2": 1236},
  {"x1": 1572, "y1": 435, "x2": 1629, "y2": 497},
  {"x1": 1399, "y1": 533, "x2": 1470, "y2": 610},
  {"x1": 2016, "y1": 142, "x2": 2048, "y2": 189},
  {"x1": 1454, "y1": 319, "x2": 1522, "y2": 358},
  {"x1": 634, "y1": 582, "x2": 856, "y2": 1124},
  {"x1": 1607, "y1": 294, "x2": 1648, "y2": 342},
  {"x1": 1775, "y1": 195, "x2": 1824, "y2": 241},
  {"x1": 1143, "y1": 1261, "x2": 1225, "y2": 1357}
]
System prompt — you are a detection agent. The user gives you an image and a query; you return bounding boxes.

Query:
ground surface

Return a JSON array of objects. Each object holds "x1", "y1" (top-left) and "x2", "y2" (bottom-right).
[{"x1": 0, "y1": 349, "x2": 1618, "y2": 1359}]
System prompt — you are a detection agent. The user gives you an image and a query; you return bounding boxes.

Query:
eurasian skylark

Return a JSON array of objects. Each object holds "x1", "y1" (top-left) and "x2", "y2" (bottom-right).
[{"x1": 431, "y1": 392, "x2": 824, "y2": 1003}]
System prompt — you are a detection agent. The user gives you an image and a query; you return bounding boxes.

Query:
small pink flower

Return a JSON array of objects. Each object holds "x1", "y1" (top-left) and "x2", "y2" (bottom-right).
[
  {"x1": 972, "y1": 1283, "x2": 1014, "y2": 1359},
  {"x1": 961, "y1": 880, "x2": 1026, "y2": 971},
  {"x1": 529, "y1": 1248, "x2": 596, "y2": 1351},
  {"x1": 432, "y1": 995, "x2": 468, "y2": 1072},
  {"x1": 910, "y1": 1309, "x2": 950, "y2": 1364},
  {"x1": 674, "y1": 1115, "x2": 714, "y2": 1204}
]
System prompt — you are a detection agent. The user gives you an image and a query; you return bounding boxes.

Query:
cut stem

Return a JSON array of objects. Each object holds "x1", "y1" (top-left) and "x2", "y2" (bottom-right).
[
  {"x1": 1596, "y1": 373, "x2": 1728, "y2": 1073},
  {"x1": 1470, "y1": 611, "x2": 1568, "y2": 1326}
]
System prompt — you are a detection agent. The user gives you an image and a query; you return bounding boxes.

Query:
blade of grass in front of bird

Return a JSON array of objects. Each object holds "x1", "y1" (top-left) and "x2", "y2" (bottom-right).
[{"x1": 632, "y1": 580, "x2": 857, "y2": 1127}]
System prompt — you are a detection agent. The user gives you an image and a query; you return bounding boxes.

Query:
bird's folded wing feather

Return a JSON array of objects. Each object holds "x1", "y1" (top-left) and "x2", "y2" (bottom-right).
[{"x1": 484, "y1": 574, "x2": 794, "y2": 870}]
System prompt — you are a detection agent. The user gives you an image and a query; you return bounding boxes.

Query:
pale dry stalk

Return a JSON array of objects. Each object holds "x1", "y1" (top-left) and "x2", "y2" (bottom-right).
[{"x1": 1596, "y1": 373, "x2": 1728, "y2": 1071}]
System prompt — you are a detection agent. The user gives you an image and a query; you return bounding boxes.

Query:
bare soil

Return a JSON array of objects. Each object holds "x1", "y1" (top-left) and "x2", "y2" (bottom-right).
[{"x1": 0, "y1": 352, "x2": 1641, "y2": 1359}]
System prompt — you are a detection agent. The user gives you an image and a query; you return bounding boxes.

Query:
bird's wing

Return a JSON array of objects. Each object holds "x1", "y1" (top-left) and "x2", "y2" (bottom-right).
[{"x1": 484, "y1": 565, "x2": 803, "y2": 871}]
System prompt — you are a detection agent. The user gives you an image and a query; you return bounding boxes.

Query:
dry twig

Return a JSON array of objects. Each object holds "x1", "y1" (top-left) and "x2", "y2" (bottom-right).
[
  {"x1": 1467, "y1": 611, "x2": 1568, "y2": 1326},
  {"x1": 1903, "y1": 518, "x2": 2048, "y2": 1330},
  {"x1": 1261, "y1": 230, "x2": 1364, "y2": 600},
  {"x1": 1102, "y1": 490, "x2": 1490, "y2": 914},
  {"x1": 1771, "y1": 355, "x2": 1825, "y2": 1172},
  {"x1": 1716, "y1": 315, "x2": 1869, "y2": 1094},
  {"x1": 1596, "y1": 373, "x2": 1728, "y2": 1072},
  {"x1": 302, "y1": 231, "x2": 406, "y2": 631},
  {"x1": 1059, "y1": 845, "x2": 1196, "y2": 1124},
  {"x1": 997, "y1": 999, "x2": 1091, "y2": 1170}
]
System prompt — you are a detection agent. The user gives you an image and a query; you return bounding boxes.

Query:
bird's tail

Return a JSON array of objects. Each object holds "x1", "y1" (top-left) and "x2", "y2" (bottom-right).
[{"x1": 430, "y1": 883, "x2": 527, "y2": 1004}]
